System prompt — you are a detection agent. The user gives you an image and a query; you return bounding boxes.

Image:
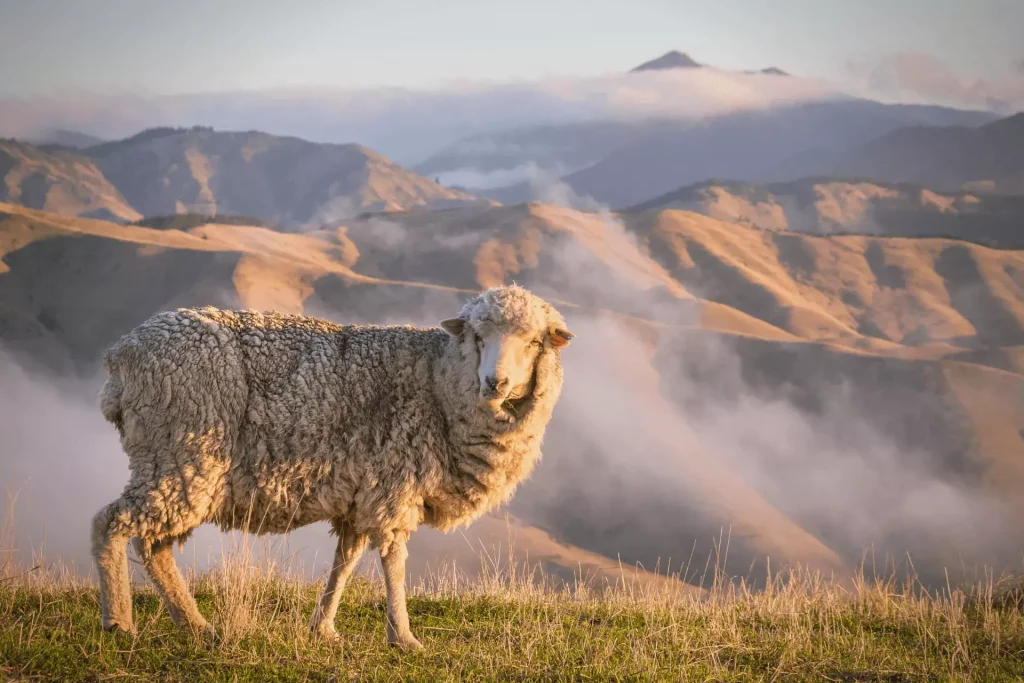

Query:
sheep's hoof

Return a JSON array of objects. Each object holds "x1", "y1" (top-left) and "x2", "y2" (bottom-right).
[
  {"x1": 191, "y1": 621, "x2": 218, "y2": 642},
  {"x1": 102, "y1": 619, "x2": 136, "y2": 636},
  {"x1": 388, "y1": 634, "x2": 424, "y2": 651},
  {"x1": 311, "y1": 624, "x2": 343, "y2": 644}
]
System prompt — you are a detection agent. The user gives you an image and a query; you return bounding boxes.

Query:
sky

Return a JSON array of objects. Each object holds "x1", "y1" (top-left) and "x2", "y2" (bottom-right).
[{"x1": 1, "y1": 0, "x2": 1022, "y2": 96}]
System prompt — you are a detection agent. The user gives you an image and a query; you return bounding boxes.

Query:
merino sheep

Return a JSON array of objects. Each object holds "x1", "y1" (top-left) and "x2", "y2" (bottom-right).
[{"x1": 91, "y1": 285, "x2": 574, "y2": 649}]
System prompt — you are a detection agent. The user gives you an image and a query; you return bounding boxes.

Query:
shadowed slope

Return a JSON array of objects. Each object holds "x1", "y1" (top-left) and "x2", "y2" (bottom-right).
[{"x1": 0, "y1": 140, "x2": 140, "y2": 222}]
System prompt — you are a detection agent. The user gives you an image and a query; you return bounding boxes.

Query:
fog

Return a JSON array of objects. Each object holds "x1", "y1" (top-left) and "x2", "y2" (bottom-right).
[
  {"x1": 2, "y1": 181, "x2": 1022, "y2": 589},
  {"x1": 0, "y1": 68, "x2": 837, "y2": 165},
  {"x1": 846, "y1": 52, "x2": 1024, "y2": 112}
]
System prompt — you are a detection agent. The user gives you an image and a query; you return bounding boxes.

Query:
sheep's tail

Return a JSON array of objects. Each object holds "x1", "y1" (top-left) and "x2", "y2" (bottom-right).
[{"x1": 99, "y1": 353, "x2": 125, "y2": 432}]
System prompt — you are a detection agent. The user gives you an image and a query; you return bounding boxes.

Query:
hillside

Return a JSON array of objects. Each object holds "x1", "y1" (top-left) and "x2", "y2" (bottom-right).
[
  {"x1": 554, "y1": 101, "x2": 1000, "y2": 208},
  {"x1": 628, "y1": 178, "x2": 1024, "y2": 246},
  {"x1": 83, "y1": 127, "x2": 487, "y2": 226},
  {"x1": 0, "y1": 139, "x2": 140, "y2": 222},
  {"x1": 0, "y1": 130, "x2": 488, "y2": 228},
  {"x1": 2, "y1": 202, "x2": 1023, "y2": 588},
  {"x1": 790, "y1": 112, "x2": 1024, "y2": 193}
]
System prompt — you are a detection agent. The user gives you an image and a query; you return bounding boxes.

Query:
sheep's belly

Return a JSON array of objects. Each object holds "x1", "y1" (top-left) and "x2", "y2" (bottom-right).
[{"x1": 214, "y1": 460, "x2": 347, "y2": 534}]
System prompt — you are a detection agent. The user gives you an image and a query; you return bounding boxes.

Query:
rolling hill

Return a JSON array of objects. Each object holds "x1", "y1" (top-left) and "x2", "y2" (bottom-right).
[
  {"x1": 2, "y1": 200, "x2": 1023, "y2": 587},
  {"x1": 0, "y1": 129, "x2": 488, "y2": 228},
  {"x1": 788, "y1": 112, "x2": 1024, "y2": 194},
  {"x1": 0, "y1": 139, "x2": 141, "y2": 222},
  {"x1": 84, "y1": 127, "x2": 488, "y2": 226},
  {"x1": 627, "y1": 178, "x2": 1024, "y2": 247}
]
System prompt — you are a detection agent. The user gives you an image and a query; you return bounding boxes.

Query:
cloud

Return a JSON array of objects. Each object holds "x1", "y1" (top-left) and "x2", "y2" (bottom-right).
[
  {"x1": 437, "y1": 163, "x2": 574, "y2": 191},
  {"x1": 848, "y1": 52, "x2": 1024, "y2": 112},
  {"x1": 0, "y1": 69, "x2": 837, "y2": 164},
  {"x1": 524, "y1": 166, "x2": 608, "y2": 213}
]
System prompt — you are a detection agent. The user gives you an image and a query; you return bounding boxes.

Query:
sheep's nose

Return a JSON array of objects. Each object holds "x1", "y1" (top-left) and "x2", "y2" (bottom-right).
[{"x1": 484, "y1": 375, "x2": 509, "y2": 395}]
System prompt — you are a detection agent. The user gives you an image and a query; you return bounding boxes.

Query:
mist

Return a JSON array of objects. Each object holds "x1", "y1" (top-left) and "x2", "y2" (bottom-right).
[
  {"x1": 2, "y1": 179, "x2": 1023, "y2": 588},
  {"x1": 846, "y1": 52, "x2": 1024, "y2": 112},
  {"x1": 0, "y1": 68, "x2": 838, "y2": 165}
]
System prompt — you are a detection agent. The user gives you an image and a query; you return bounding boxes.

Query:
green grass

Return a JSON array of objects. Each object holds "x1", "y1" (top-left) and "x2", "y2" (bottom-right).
[{"x1": 3, "y1": 553, "x2": 1024, "y2": 682}]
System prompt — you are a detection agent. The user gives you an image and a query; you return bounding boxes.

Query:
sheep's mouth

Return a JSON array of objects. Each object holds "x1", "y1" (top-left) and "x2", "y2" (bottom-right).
[
  {"x1": 500, "y1": 393, "x2": 532, "y2": 420},
  {"x1": 494, "y1": 377, "x2": 535, "y2": 422}
]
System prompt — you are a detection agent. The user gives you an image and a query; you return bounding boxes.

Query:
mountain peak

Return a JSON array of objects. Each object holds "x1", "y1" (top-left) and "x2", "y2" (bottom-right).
[{"x1": 630, "y1": 51, "x2": 703, "y2": 72}]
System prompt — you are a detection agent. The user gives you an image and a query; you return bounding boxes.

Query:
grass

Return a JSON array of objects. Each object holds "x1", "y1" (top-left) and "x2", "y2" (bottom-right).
[
  {"x1": 3, "y1": 540, "x2": 1024, "y2": 683},
  {"x1": 2, "y1": 493, "x2": 1023, "y2": 682}
]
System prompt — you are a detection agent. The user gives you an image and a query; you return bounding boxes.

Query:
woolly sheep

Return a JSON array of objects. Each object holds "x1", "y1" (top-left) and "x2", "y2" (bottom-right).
[{"x1": 91, "y1": 285, "x2": 574, "y2": 649}]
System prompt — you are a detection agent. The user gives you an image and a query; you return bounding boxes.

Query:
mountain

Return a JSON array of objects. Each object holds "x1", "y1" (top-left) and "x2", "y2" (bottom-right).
[
  {"x1": 631, "y1": 50, "x2": 704, "y2": 71},
  {"x1": 627, "y1": 178, "x2": 1024, "y2": 247},
  {"x1": 413, "y1": 121, "x2": 650, "y2": 190},
  {"x1": 30, "y1": 129, "x2": 107, "y2": 150},
  {"x1": 433, "y1": 101, "x2": 997, "y2": 207},
  {"x1": 787, "y1": 112, "x2": 1024, "y2": 194},
  {"x1": 548, "y1": 101, "x2": 1000, "y2": 208},
  {"x1": 630, "y1": 51, "x2": 789, "y2": 75},
  {"x1": 79, "y1": 127, "x2": 486, "y2": 227},
  {"x1": 3, "y1": 201, "x2": 1023, "y2": 586},
  {"x1": 0, "y1": 139, "x2": 140, "y2": 222},
  {"x1": 414, "y1": 48, "x2": 996, "y2": 204}
]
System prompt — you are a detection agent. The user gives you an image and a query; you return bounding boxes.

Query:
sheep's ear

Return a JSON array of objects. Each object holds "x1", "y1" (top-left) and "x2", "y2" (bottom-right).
[
  {"x1": 441, "y1": 318, "x2": 466, "y2": 337},
  {"x1": 549, "y1": 327, "x2": 574, "y2": 349}
]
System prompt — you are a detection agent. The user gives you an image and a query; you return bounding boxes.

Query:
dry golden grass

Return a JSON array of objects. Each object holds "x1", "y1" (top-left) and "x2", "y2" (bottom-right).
[{"x1": 2, "y1": 510, "x2": 1023, "y2": 682}]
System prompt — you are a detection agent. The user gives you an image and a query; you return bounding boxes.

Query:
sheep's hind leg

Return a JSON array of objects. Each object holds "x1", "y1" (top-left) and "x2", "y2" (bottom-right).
[
  {"x1": 309, "y1": 521, "x2": 368, "y2": 641},
  {"x1": 380, "y1": 533, "x2": 423, "y2": 651},
  {"x1": 133, "y1": 536, "x2": 213, "y2": 636},
  {"x1": 91, "y1": 499, "x2": 136, "y2": 634}
]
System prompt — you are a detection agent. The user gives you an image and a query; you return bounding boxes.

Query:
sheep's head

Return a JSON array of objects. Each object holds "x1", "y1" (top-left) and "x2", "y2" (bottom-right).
[{"x1": 441, "y1": 285, "x2": 573, "y2": 420}]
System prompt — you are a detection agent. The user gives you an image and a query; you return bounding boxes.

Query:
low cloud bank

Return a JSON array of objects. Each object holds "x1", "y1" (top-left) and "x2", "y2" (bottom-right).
[
  {"x1": 847, "y1": 52, "x2": 1024, "y2": 112},
  {"x1": 0, "y1": 69, "x2": 837, "y2": 164}
]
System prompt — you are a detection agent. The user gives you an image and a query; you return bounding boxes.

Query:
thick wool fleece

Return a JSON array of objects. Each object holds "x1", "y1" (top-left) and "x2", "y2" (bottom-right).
[{"x1": 92, "y1": 285, "x2": 568, "y2": 640}]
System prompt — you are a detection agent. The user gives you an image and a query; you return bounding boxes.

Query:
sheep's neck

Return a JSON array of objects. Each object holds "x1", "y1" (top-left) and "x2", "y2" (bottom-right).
[{"x1": 426, "y1": 341, "x2": 547, "y2": 529}]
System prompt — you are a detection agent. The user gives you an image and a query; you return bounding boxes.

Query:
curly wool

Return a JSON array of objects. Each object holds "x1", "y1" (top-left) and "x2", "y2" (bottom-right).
[{"x1": 96, "y1": 285, "x2": 567, "y2": 555}]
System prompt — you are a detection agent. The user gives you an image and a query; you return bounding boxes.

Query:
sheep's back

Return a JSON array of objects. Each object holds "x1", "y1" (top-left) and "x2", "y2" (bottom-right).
[
  {"x1": 102, "y1": 308, "x2": 251, "y2": 454},
  {"x1": 230, "y1": 313, "x2": 448, "y2": 464}
]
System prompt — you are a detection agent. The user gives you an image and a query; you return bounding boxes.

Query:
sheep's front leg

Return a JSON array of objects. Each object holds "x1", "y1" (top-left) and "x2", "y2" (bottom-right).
[
  {"x1": 309, "y1": 521, "x2": 368, "y2": 641},
  {"x1": 380, "y1": 535, "x2": 422, "y2": 650}
]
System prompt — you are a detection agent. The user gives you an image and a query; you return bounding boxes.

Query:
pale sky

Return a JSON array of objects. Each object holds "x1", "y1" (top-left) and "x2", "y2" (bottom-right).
[{"x1": 1, "y1": 0, "x2": 1022, "y2": 96}]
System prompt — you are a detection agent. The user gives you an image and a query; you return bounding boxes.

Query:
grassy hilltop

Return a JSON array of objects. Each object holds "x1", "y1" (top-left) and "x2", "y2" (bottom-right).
[{"x1": 2, "y1": 550, "x2": 1024, "y2": 682}]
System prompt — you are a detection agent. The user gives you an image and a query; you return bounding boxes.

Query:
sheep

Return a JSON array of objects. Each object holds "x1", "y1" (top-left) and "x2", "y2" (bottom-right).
[{"x1": 91, "y1": 284, "x2": 574, "y2": 650}]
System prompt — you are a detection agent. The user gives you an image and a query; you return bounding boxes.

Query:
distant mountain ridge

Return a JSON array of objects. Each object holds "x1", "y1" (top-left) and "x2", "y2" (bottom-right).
[
  {"x1": 480, "y1": 101, "x2": 999, "y2": 208},
  {"x1": 787, "y1": 112, "x2": 1024, "y2": 194},
  {"x1": 29, "y1": 129, "x2": 107, "y2": 150},
  {"x1": 1, "y1": 128, "x2": 487, "y2": 227}
]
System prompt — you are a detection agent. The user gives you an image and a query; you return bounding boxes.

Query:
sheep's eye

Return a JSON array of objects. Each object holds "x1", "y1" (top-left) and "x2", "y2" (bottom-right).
[{"x1": 531, "y1": 339, "x2": 543, "y2": 347}]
